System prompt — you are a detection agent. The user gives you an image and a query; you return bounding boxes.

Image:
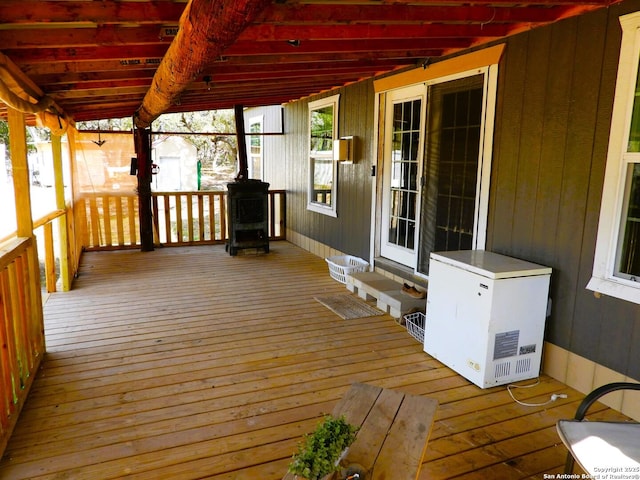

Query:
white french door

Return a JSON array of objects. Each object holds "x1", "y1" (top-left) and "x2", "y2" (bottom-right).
[
  {"x1": 380, "y1": 85, "x2": 426, "y2": 267},
  {"x1": 379, "y1": 67, "x2": 497, "y2": 273}
]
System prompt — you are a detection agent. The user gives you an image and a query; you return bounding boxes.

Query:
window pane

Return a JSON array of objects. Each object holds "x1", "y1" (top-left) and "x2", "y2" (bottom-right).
[
  {"x1": 312, "y1": 157, "x2": 333, "y2": 204},
  {"x1": 397, "y1": 219, "x2": 407, "y2": 246},
  {"x1": 628, "y1": 55, "x2": 640, "y2": 152},
  {"x1": 618, "y1": 163, "x2": 640, "y2": 278},
  {"x1": 407, "y1": 220, "x2": 416, "y2": 249},
  {"x1": 308, "y1": 96, "x2": 338, "y2": 213},
  {"x1": 310, "y1": 106, "x2": 333, "y2": 152}
]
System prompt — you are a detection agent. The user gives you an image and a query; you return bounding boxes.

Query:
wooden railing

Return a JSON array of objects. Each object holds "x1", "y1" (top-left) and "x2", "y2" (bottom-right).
[
  {"x1": 33, "y1": 209, "x2": 67, "y2": 293},
  {"x1": 80, "y1": 190, "x2": 286, "y2": 250},
  {"x1": 0, "y1": 237, "x2": 45, "y2": 455},
  {"x1": 0, "y1": 209, "x2": 72, "y2": 294}
]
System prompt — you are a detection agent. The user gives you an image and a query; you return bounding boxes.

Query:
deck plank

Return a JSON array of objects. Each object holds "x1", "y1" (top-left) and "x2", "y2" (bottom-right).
[{"x1": 0, "y1": 242, "x2": 625, "y2": 479}]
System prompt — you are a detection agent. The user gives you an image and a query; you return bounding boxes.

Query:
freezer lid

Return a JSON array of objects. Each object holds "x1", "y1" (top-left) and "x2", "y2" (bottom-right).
[{"x1": 430, "y1": 250, "x2": 552, "y2": 279}]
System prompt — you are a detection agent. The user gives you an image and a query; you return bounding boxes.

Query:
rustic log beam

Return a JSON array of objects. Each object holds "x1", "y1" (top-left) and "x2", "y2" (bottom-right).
[{"x1": 134, "y1": 0, "x2": 273, "y2": 129}]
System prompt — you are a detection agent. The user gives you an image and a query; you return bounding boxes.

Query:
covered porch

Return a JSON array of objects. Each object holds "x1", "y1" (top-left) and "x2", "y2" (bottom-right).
[{"x1": 0, "y1": 242, "x2": 626, "y2": 479}]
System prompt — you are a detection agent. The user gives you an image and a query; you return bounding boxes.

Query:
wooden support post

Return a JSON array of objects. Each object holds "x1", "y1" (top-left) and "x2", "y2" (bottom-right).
[
  {"x1": 7, "y1": 107, "x2": 45, "y2": 350},
  {"x1": 234, "y1": 104, "x2": 249, "y2": 181},
  {"x1": 51, "y1": 135, "x2": 70, "y2": 291},
  {"x1": 134, "y1": 126, "x2": 154, "y2": 252},
  {"x1": 7, "y1": 109, "x2": 33, "y2": 238},
  {"x1": 65, "y1": 126, "x2": 81, "y2": 278}
]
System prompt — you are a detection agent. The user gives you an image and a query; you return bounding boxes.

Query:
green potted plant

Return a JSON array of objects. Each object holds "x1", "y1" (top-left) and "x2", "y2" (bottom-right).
[{"x1": 288, "y1": 415, "x2": 359, "y2": 480}]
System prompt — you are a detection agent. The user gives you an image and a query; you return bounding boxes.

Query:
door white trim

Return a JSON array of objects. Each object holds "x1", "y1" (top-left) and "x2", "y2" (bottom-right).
[{"x1": 380, "y1": 84, "x2": 426, "y2": 267}]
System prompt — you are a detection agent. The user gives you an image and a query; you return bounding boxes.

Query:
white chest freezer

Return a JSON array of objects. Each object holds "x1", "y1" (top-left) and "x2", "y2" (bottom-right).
[{"x1": 424, "y1": 250, "x2": 551, "y2": 388}]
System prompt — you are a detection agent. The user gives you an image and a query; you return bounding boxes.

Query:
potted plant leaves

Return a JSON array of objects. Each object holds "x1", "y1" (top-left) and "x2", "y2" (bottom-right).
[{"x1": 288, "y1": 415, "x2": 359, "y2": 480}]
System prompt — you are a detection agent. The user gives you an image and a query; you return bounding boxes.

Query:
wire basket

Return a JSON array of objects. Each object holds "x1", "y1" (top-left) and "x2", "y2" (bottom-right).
[
  {"x1": 325, "y1": 255, "x2": 369, "y2": 284},
  {"x1": 404, "y1": 311, "x2": 426, "y2": 343}
]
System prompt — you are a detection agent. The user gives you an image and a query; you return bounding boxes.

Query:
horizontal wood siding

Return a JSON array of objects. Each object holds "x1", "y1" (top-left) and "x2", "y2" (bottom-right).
[
  {"x1": 283, "y1": 81, "x2": 374, "y2": 260},
  {"x1": 489, "y1": 0, "x2": 640, "y2": 379}
]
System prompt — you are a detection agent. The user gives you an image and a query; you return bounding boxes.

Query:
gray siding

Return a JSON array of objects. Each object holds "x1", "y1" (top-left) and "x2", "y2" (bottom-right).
[
  {"x1": 283, "y1": 81, "x2": 375, "y2": 260},
  {"x1": 271, "y1": 0, "x2": 640, "y2": 380},
  {"x1": 489, "y1": 0, "x2": 640, "y2": 379}
]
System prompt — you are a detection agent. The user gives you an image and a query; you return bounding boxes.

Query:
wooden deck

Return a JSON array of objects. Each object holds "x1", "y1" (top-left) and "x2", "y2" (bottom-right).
[{"x1": 0, "y1": 242, "x2": 627, "y2": 479}]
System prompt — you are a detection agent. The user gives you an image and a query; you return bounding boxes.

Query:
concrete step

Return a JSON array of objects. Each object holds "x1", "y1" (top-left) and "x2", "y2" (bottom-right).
[{"x1": 346, "y1": 271, "x2": 426, "y2": 319}]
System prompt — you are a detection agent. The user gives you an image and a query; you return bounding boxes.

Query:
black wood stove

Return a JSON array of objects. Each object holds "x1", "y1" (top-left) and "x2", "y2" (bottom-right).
[{"x1": 226, "y1": 179, "x2": 270, "y2": 256}]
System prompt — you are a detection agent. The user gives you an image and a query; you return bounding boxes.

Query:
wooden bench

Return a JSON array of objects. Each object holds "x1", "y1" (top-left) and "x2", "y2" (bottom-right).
[{"x1": 283, "y1": 382, "x2": 438, "y2": 480}]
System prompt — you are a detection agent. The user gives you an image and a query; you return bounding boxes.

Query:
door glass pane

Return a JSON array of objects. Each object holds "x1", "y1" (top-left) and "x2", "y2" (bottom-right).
[
  {"x1": 387, "y1": 99, "x2": 422, "y2": 250},
  {"x1": 418, "y1": 74, "x2": 484, "y2": 275},
  {"x1": 617, "y1": 163, "x2": 640, "y2": 278}
]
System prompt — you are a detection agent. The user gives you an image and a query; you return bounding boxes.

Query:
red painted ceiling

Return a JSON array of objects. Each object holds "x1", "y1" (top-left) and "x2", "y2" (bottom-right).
[{"x1": 0, "y1": 0, "x2": 619, "y2": 123}]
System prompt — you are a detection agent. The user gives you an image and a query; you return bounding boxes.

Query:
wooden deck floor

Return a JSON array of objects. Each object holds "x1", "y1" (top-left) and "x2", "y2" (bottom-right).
[{"x1": 0, "y1": 242, "x2": 626, "y2": 479}]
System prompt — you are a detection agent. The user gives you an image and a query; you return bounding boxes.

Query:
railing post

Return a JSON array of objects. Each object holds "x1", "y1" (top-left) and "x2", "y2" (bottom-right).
[
  {"x1": 66, "y1": 127, "x2": 82, "y2": 277},
  {"x1": 43, "y1": 223, "x2": 56, "y2": 292},
  {"x1": 51, "y1": 135, "x2": 70, "y2": 291}
]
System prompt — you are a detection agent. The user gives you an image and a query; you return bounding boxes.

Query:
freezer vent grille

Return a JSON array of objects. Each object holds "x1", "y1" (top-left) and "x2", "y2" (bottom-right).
[
  {"x1": 516, "y1": 358, "x2": 531, "y2": 375},
  {"x1": 494, "y1": 362, "x2": 511, "y2": 379}
]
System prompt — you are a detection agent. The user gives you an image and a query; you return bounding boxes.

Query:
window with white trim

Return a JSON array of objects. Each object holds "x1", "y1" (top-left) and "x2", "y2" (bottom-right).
[
  {"x1": 588, "y1": 11, "x2": 640, "y2": 303},
  {"x1": 248, "y1": 115, "x2": 263, "y2": 180},
  {"x1": 307, "y1": 94, "x2": 339, "y2": 217}
]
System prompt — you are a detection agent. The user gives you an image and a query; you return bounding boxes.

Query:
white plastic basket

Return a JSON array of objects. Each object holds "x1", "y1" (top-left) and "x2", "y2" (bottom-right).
[
  {"x1": 325, "y1": 255, "x2": 369, "y2": 284},
  {"x1": 404, "y1": 311, "x2": 426, "y2": 343}
]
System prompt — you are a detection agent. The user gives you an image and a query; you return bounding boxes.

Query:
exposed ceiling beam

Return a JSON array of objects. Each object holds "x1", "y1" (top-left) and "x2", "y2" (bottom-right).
[
  {"x1": 224, "y1": 38, "x2": 472, "y2": 56},
  {"x1": 256, "y1": 3, "x2": 587, "y2": 23},
  {"x1": 31, "y1": 59, "x2": 398, "y2": 85},
  {"x1": 0, "y1": 1, "x2": 186, "y2": 25},
  {"x1": 0, "y1": 1, "x2": 593, "y2": 25},
  {"x1": 21, "y1": 59, "x2": 163, "y2": 76},
  {"x1": 0, "y1": 25, "x2": 174, "y2": 49},
  {"x1": 4, "y1": 45, "x2": 169, "y2": 63},
  {"x1": 134, "y1": 0, "x2": 273, "y2": 128},
  {"x1": 36, "y1": 60, "x2": 402, "y2": 87},
  {"x1": 0, "y1": 23, "x2": 513, "y2": 50},
  {"x1": 17, "y1": 50, "x2": 429, "y2": 76}
]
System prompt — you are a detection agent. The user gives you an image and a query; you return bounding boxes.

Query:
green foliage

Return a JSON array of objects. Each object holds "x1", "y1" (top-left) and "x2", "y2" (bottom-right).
[
  {"x1": 75, "y1": 117, "x2": 133, "y2": 133},
  {"x1": 0, "y1": 120, "x2": 8, "y2": 146},
  {"x1": 0, "y1": 120, "x2": 46, "y2": 168},
  {"x1": 155, "y1": 110, "x2": 237, "y2": 170},
  {"x1": 288, "y1": 415, "x2": 358, "y2": 480}
]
